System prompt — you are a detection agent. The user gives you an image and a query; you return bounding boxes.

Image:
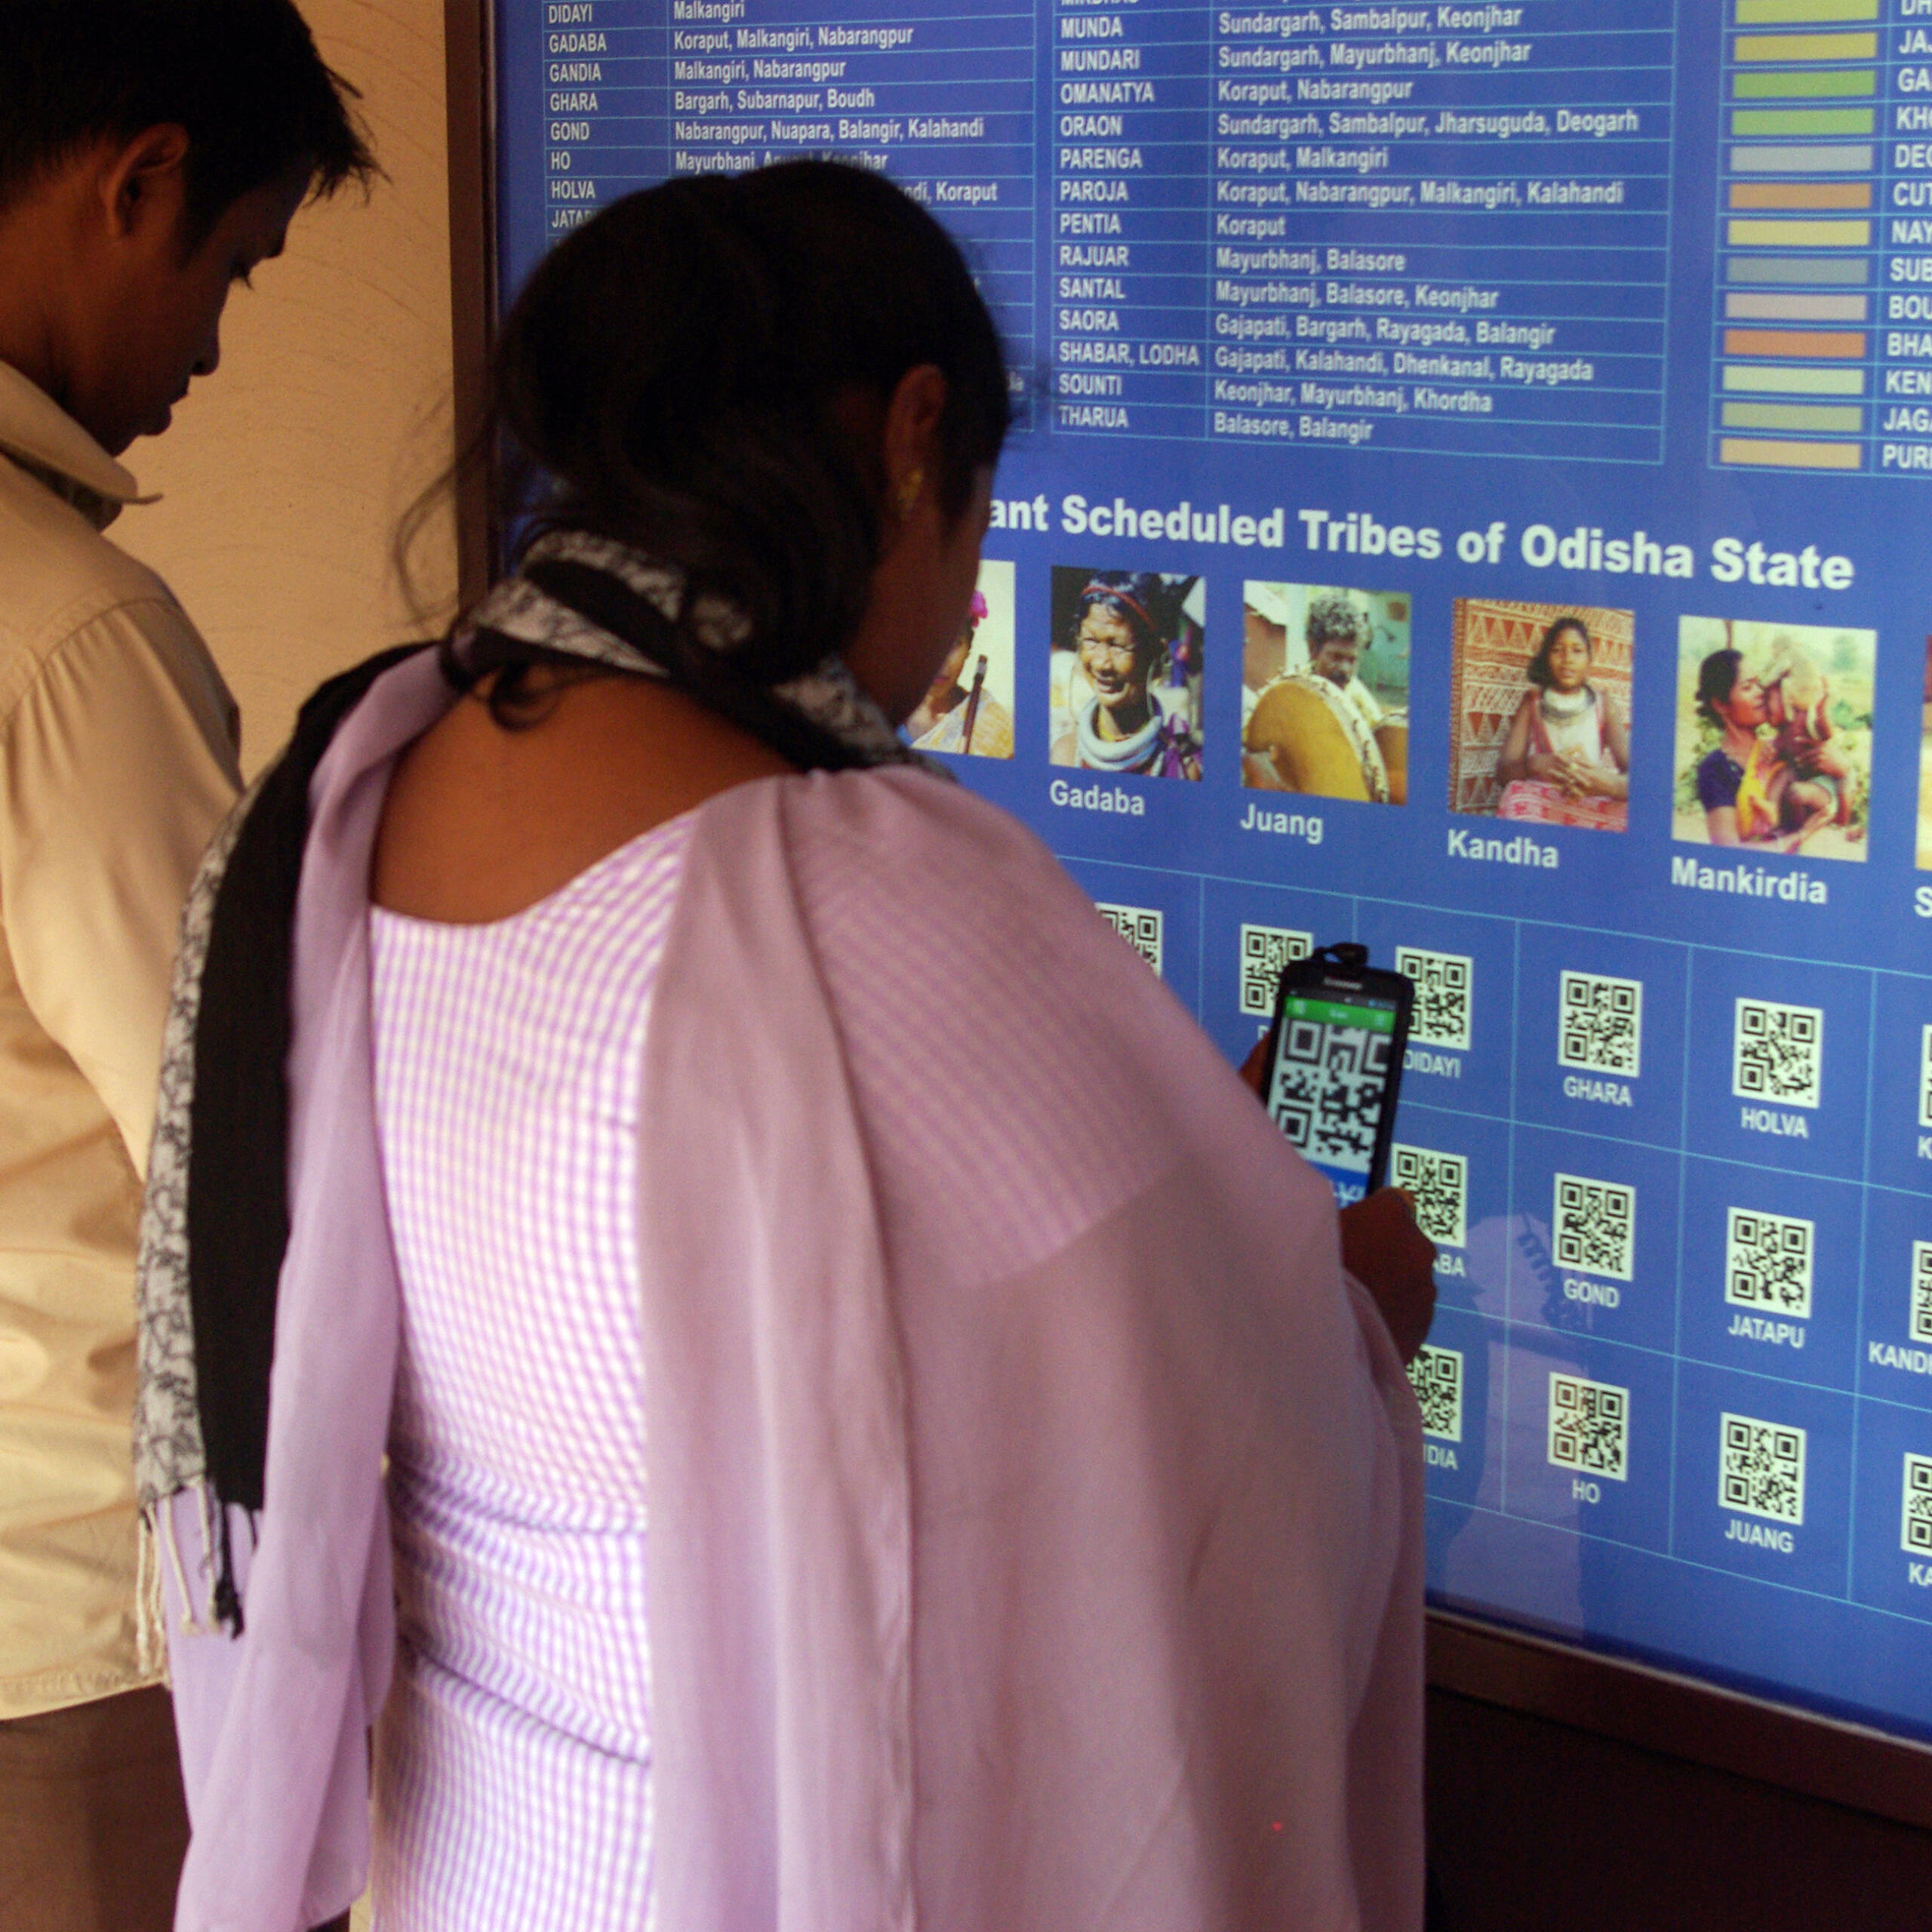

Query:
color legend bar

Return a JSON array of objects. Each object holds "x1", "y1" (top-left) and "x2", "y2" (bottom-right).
[{"x1": 1708, "y1": 0, "x2": 1912, "y2": 475}]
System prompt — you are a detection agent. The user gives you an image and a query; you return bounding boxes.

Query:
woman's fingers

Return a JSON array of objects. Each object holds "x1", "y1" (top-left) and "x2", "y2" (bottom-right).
[{"x1": 1339, "y1": 1188, "x2": 1438, "y2": 1364}]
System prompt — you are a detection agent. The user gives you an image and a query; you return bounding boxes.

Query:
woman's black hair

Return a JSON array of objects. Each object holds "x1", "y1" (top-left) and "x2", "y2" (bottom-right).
[
  {"x1": 1525, "y1": 614, "x2": 1592, "y2": 690},
  {"x1": 1697, "y1": 647, "x2": 1743, "y2": 726},
  {"x1": 1071, "y1": 572, "x2": 1166, "y2": 660},
  {"x1": 447, "y1": 160, "x2": 1011, "y2": 742}
]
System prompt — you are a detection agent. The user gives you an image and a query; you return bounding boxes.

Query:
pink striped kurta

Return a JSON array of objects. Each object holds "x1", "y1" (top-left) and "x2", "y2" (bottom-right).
[{"x1": 365, "y1": 814, "x2": 694, "y2": 1929}]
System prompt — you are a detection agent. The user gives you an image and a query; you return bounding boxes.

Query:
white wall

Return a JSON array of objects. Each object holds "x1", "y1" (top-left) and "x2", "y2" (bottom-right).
[{"x1": 115, "y1": 0, "x2": 459, "y2": 777}]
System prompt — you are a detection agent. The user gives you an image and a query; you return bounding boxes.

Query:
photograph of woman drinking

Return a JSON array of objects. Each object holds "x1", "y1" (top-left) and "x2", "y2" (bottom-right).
[
  {"x1": 1493, "y1": 614, "x2": 1631, "y2": 832},
  {"x1": 1048, "y1": 569, "x2": 1204, "y2": 780},
  {"x1": 1672, "y1": 617, "x2": 1875, "y2": 863}
]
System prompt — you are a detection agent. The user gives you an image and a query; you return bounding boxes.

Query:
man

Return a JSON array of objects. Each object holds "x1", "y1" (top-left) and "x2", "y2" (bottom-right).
[
  {"x1": 1244, "y1": 588, "x2": 1393, "y2": 802},
  {"x1": 0, "y1": 7, "x2": 371, "y2": 1924}
]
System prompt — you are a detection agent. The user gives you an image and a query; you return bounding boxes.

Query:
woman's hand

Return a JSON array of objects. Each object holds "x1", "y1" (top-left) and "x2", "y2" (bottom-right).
[
  {"x1": 1340, "y1": 1189, "x2": 1438, "y2": 1364},
  {"x1": 1238, "y1": 1038, "x2": 1438, "y2": 1362}
]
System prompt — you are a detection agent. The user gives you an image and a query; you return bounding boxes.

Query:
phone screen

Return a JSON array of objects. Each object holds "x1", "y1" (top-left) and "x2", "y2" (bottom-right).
[{"x1": 1264, "y1": 984, "x2": 1403, "y2": 1207}]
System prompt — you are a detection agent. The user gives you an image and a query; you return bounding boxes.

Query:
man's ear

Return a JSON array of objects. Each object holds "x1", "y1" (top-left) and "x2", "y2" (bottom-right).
[{"x1": 97, "y1": 125, "x2": 192, "y2": 243}]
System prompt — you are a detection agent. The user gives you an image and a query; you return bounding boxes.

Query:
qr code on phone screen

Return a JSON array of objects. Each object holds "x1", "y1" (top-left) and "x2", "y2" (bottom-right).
[
  {"x1": 1725, "y1": 1209, "x2": 1813, "y2": 1319},
  {"x1": 1903, "y1": 1455, "x2": 1932, "y2": 1555},
  {"x1": 1394, "y1": 947, "x2": 1472, "y2": 1051},
  {"x1": 1552, "y1": 1173, "x2": 1635, "y2": 1281},
  {"x1": 1391, "y1": 1143, "x2": 1467, "y2": 1248},
  {"x1": 1096, "y1": 903, "x2": 1162, "y2": 977},
  {"x1": 1407, "y1": 1346, "x2": 1463, "y2": 1442},
  {"x1": 1238, "y1": 924, "x2": 1312, "y2": 1017},
  {"x1": 1269, "y1": 1017, "x2": 1390, "y2": 1174},
  {"x1": 1733, "y1": 999, "x2": 1823, "y2": 1109},
  {"x1": 1548, "y1": 1373, "x2": 1629, "y2": 1481},
  {"x1": 1558, "y1": 971, "x2": 1642, "y2": 1078},
  {"x1": 1721, "y1": 1414, "x2": 1805, "y2": 1524}
]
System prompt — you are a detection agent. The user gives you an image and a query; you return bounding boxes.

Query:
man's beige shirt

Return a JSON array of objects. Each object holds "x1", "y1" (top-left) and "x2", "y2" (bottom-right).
[{"x1": 0, "y1": 363, "x2": 240, "y2": 1718}]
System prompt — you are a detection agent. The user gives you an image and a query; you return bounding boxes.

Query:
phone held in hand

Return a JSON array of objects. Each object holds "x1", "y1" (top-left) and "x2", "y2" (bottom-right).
[{"x1": 1260, "y1": 943, "x2": 1412, "y2": 1206}]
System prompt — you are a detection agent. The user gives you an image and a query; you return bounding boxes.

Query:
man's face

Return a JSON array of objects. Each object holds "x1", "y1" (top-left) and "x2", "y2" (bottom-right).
[
  {"x1": 1310, "y1": 632, "x2": 1361, "y2": 687},
  {"x1": 82, "y1": 158, "x2": 311, "y2": 454}
]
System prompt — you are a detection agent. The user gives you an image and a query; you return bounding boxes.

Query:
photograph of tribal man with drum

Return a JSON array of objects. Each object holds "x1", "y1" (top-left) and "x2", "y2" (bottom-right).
[{"x1": 1241, "y1": 582, "x2": 1411, "y2": 804}]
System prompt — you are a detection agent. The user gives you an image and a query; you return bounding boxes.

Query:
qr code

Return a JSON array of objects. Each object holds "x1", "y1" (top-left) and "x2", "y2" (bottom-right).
[
  {"x1": 1725, "y1": 1208, "x2": 1814, "y2": 1319},
  {"x1": 1239, "y1": 924, "x2": 1312, "y2": 1017},
  {"x1": 1903, "y1": 1455, "x2": 1932, "y2": 1555},
  {"x1": 1268, "y1": 1015, "x2": 1391, "y2": 1174},
  {"x1": 1391, "y1": 1143, "x2": 1467, "y2": 1248},
  {"x1": 1921, "y1": 1025, "x2": 1932, "y2": 1131},
  {"x1": 1548, "y1": 1373, "x2": 1629, "y2": 1481},
  {"x1": 1096, "y1": 903, "x2": 1162, "y2": 977},
  {"x1": 1558, "y1": 971, "x2": 1642, "y2": 1078},
  {"x1": 1733, "y1": 998, "x2": 1823, "y2": 1109},
  {"x1": 1395, "y1": 947, "x2": 1472, "y2": 1051},
  {"x1": 1408, "y1": 1345, "x2": 1463, "y2": 1442},
  {"x1": 1720, "y1": 1413, "x2": 1805, "y2": 1524},
  {"x1": 1913, "y1": 1241, "x2": 1932, "y2": 1346},
  {"x1": 1552, "y1": 1173, "x2": 1635, "y2": 1281}
]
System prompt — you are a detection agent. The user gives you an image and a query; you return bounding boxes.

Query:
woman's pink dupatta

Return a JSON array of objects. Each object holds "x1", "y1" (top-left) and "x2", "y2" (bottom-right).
[{"x1": 164, "y1": 648, "x2": 1424, "y2": 1932}]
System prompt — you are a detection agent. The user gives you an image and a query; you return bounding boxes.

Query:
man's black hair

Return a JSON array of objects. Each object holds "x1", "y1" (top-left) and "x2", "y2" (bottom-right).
[{"x1": 0, "y1": 1, "x2": 376, "y2": 249}]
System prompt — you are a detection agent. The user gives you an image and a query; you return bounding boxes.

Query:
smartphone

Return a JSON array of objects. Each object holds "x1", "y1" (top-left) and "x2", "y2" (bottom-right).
[{"x1": 1260, "y1": 943, "x2": 1413, "y2": 1206}]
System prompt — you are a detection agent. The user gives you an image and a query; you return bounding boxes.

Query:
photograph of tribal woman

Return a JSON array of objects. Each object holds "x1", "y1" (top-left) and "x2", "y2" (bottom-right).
[
  {"x1": 1675, "y1": 616, "x2": 1875, "y2": 861},
  {"x1": 904, "y1": 558, "x2": 1015, "y2": 758},
  {"x1": 1449, "y1": 599, "x2": 1633, "y2": 832},
  {"x1": 1048, "y1": 568, "x2": 1204, "y2": 780}
]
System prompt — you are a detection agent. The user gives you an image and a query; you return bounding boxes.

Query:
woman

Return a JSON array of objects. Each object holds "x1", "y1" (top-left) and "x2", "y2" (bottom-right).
[
  {"x1": 1494, "y1": 615, "x2": 1629, "y2": 831},
  {"x1": 137, "y1": 163, "x2": 1426, "y2": 1932},
  {"x1": 1049, "y1": 572, "x2": 1202, "y2": 779},
  {"x1": 1690, "y1": 645, "x2": 1832, "y2": 853}
]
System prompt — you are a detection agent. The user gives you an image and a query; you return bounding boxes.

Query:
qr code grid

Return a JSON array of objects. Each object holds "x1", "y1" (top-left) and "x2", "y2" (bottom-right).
[
  {"x1": 1391, "y1": 1143, "x2": 1467, "y2": 1249},
  {"x1": 1552, "y1": 1173, "x2": 1635, "y2": 1282},
  {"x1": 1920, "y1": 1026, "x2": 1932, "y2": 1132},
  {"x1": 1096, "y1": 903, "x2": 1162, "y2": 977},
  {"x1": 1903, "y1": 1455, "x2": 1932, "y2": 1556},
  {"x1": 1558, "y1": 971, "x2": 1643, "y2": 1078},
  {"x1": 1395, "y1": 947, "x2": 1473, "y2": 1051},
  {"x1": 1913, "y1": 1241, "x2": 1932, "y2": 1346},
  {"x1": 1724, "y1": 1208, "x2": 1814, "y2": 1319},
  {"x1": 1239, "y1": 924, "x2": 1313, "y2": 1017},
  {"x1": 1732, "y1": 998, "x2": 1823, "y2": 1110},
  {"x1": 1720, "y1": 1413, "x2": 1806, "y2": 1525},
  {"x1": 1547, "y1": 1373, "x2": 1629, "y2": 1481},
  {"x1": 1408, "y1": 1346, "x2": 1463, "y2": 1443},
  {"x1": 1269, "y1": 1018, "x2": 1391, "y2": 1174}
]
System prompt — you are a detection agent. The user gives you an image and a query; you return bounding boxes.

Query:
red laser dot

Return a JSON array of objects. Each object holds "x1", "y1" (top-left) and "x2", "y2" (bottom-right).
[{"x1": 1271, "y1": 1821, "x2": 1283, "y2": 1832}]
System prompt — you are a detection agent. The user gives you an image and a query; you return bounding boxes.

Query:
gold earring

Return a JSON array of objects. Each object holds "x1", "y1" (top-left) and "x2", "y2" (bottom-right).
[{"x1": 896, "y1": 468, "x2": 925, "y2": 517}]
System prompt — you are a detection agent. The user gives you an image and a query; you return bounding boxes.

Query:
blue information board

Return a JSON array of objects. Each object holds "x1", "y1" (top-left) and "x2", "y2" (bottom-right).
[{"x1": 496, "y1": 0, "x2": 1932, "y2": 1743}]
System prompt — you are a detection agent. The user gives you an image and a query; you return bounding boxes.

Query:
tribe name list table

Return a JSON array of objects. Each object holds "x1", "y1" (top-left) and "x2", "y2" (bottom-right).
[
  {"x1": 515, "y1": 0, "x2": 1038, "y2": 392},
  {"x1": 1053, "y1": 0, "x2": 1675, "y2": 461},
  {"x1": 508, "y1": 0, "x2": 1675, "y2": 460}
]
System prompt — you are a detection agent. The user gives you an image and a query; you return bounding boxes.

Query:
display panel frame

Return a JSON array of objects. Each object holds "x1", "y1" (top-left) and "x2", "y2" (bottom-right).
[{"x1": 445, "y1": 0, "x2": 1932, "y2": 1820}]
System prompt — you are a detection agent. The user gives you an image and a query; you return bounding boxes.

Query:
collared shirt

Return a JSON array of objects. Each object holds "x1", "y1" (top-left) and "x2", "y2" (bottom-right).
[{"x1": 0, "y1": 361, "x2": 240, "y2": 1717}]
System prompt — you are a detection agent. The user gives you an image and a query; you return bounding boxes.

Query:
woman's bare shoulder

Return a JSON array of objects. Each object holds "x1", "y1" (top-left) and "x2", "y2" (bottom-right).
[{"x1": 373, "y1": 676, "x2": 792, "y2": 923}]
